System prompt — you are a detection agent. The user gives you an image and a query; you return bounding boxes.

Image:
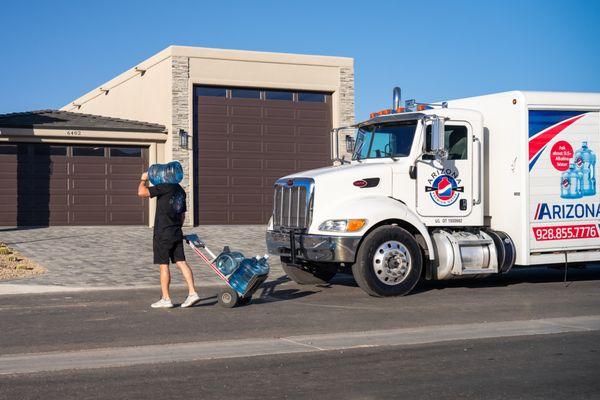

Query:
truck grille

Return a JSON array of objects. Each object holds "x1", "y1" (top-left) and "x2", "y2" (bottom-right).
[{"x1": 272, "y1": 178, "x2": 314, "y2": 230}]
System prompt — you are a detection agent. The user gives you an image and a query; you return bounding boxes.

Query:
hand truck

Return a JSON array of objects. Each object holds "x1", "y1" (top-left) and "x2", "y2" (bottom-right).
[{"x1": 184, "y1": 234, "x2": 268, "y2": 308}]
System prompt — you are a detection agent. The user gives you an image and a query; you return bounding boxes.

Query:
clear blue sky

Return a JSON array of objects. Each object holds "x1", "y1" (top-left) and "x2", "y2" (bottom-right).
[{"x1": 1, "y1": 0, "x2": 598, "y2": 120}]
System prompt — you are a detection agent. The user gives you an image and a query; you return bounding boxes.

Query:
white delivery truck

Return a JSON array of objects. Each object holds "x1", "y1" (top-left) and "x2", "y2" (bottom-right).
[{"x1": 266, "y1": 90, "x2": 600, "y2": 296}]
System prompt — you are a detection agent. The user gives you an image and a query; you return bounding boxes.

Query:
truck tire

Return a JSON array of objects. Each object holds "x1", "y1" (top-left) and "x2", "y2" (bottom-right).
[
  {"x1": 281, "y1": 258, "x2": 336, "y2": 285},
  {"x1": 352, "y1": 225, "x2": 422, "y2": 297}
]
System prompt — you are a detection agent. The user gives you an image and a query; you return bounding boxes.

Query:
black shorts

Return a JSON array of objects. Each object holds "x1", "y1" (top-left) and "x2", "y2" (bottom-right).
[{"x1": 153, "y1": 237, "x2": 186, "y2": 265}]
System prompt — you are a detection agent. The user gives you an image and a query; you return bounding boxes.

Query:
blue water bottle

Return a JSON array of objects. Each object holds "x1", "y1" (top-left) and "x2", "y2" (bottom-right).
[
  {"x1": 215, "y1": 251, "x2": 245, "y2": 275},
  {"x1": 560, "y1": 163, "x2": 582, "y2": 199},
  {"x1": 575, "y1": 142, "x2": 596, "y2": 196},
  {"x1": 148, "y1": 161, "x2": 184, "y2": 185}
]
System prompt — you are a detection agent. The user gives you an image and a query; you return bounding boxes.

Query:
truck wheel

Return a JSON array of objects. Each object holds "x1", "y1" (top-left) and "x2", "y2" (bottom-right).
[
  {"x1": 352, "y1": 226, "x2": 422, "y2": 297},
  {"x1": 281, "y1": 259, "x2": 336, "y2": 285}
]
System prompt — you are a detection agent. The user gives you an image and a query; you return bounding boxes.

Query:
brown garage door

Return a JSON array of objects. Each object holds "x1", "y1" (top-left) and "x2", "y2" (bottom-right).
[
  {"x1": 0, "y1": 143, "x2": 148, "y2": 226},
  {"x1": 193, "y1": 86, "x2": 332, "y2": 225}
]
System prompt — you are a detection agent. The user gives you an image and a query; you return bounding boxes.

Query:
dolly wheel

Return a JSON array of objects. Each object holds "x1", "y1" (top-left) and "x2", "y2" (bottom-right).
[{"x1": 218, "y1": 287, "x2": 239, "y2": 308}]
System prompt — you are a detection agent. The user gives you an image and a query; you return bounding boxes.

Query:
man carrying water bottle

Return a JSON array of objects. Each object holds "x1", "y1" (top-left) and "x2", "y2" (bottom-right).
[{"x1": 138, "y1": 171, "x2": 200, "y2": 309}]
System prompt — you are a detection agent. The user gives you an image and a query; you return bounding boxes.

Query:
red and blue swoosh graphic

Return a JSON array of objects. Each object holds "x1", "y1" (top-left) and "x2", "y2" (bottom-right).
[{"x1": 528, "y1": 110, "x2": 587, "y2": 170}]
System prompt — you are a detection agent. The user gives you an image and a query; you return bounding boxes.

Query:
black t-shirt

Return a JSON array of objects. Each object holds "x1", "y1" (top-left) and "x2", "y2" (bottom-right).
[{"x1": 148, "y1": 183, "x2": 187, "y2": 241}]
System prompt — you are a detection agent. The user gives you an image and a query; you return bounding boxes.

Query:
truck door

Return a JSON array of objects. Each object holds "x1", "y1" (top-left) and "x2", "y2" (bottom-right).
[{"x1": 416, "y1": 121, "x2": 473, "y2": 218}]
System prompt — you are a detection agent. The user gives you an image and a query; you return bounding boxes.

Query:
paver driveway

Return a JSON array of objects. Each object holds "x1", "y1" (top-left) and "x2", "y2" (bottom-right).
[{"x1": 0, "y1": 225, "x2": 283, "y2": 287}]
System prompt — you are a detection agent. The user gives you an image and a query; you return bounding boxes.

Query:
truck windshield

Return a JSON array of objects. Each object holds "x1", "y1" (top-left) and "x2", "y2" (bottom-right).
[{"x1": 353, "y1": 121, "x2": 418, "y2": 160}]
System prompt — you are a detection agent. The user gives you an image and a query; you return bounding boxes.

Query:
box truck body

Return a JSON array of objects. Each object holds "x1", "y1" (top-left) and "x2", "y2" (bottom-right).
[{"x1": 449, "y1": 91, "x2": 600, "y2": 266}]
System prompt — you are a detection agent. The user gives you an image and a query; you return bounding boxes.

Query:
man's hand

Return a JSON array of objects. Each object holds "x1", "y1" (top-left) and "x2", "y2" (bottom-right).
[{"x1": 138, "y1": 172, "x2": 150, "y2": 198}]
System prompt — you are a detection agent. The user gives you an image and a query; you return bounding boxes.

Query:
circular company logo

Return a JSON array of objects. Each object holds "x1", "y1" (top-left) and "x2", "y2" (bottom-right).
[{"x1": 430, "y1": 175, "x2": 461, "y2": 206}]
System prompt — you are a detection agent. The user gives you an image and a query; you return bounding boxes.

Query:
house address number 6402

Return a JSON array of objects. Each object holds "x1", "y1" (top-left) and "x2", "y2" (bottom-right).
[{"x1": 66, "y1": 130, "x2": 82, "y2": 136}]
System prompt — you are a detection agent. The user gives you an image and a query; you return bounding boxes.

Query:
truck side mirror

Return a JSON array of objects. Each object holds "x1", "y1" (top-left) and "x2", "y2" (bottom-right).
[{"x1": 428, "y1": 117, "x2": 447, "y2": 159}]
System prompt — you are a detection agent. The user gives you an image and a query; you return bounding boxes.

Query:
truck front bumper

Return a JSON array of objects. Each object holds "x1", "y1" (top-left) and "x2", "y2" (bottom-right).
[{"x1": 266, "y1": 230, "x2": 360, "y2": 263}]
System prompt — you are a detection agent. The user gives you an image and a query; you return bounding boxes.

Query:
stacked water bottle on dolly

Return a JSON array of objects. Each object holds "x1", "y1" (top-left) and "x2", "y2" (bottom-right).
[
  {"x1": 184, "y1": 236, "x2": 270, "y2": 307},
  {"x1": 148, "y1": 161, "x2": 270, "y2": 308},
  {"x1": 561, "y1": 141, "x2": 597, "y2": 199}
]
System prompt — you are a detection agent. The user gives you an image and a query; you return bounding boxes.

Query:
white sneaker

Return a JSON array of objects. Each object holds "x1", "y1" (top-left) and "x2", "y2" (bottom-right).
[
  {"x1": 151, "y1": 298, "x2": 174, "y2": 308},
  {"x1": 180, "y1": 292, "x2": 200, "y2": 308}
]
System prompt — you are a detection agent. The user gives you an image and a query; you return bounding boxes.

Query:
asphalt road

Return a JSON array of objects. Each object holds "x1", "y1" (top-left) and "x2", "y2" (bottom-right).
[
  {"x1": 1, "y1": 265, "x2": 599, "y2": 399},
  {"x1": 1, "y1": 332, "x2": 598, "y2": 400}
]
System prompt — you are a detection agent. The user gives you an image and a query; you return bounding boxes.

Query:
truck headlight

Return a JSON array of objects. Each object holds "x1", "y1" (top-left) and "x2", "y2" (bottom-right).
[{"x1": 318, "y1": 219, "x2": 366, "y2": 232}]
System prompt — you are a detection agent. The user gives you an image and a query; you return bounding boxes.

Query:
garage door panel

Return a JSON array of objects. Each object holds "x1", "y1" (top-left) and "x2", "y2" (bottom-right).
[
  {"x1": 198, "y1": 158, "x2": 229, "y2": 169},
  {"x1": 196, "y1": 104, "x2": 228, "y2": 116},
  {"x1": 264, "y1": 107, "x2": 295, "y2": 119},
  {"x1": 229, "y1": 158, "x2": 261, "y2": 170},
  {"x1": 197, "y1": 139, "x2": 228, "y2": 152},
  {"x1": 109, "y1": 194, "x2": 145, "y2": 206},
  {"x1": 264, "y1": 124, "x2": 295, "y2": 136},
  {"x1": 230, "y1": 123, "x2": 261, "y2": 135},
  {"x1": 230, "y1": 140, "x2": 262, "y2": 153},
  {"x1": 70, "y1": 211, "x2": 107, "y2": 225},
  {"x1": 230, "y1": 211, "x2": 267, "y2": 224},
  {"x1": 109, "y1": 211, "x2": 146, "y2": 225},
  {"x1": 296, "y1": 109, "x2": 329, "y2": 121},
  {"x1": 265, "y1": 159, "x2": 297, "y2": 170},
  {"x1": 198, "y1": 122, "x2": 228, "y2": 133},
  {"x1": 70, "y1": 193, "x2": 108, "y2": 206},
  {"x1": 71, "y1": 162, "x2": 107, "y2": 175},
  {"x1": 229, "y1": 105, "x2": 262, "y2": 118},
  {"x1": 230, "y1": 193, "x2": 263, "y2": 206},
  {"x1": 265, "y1": 142, "x2": 296, "y2": 153},
  {"x1": 199, "y1": 193, "x2": 229, "y2": 205},
  {"x1": 198, "y1": 175, "x2": 230, "y2": 187},
  {"x1": 71, "y1": 179, "x2": 107, "y2": 190},
  {"x1": 231, "y1": 176, "x2": 262, "y2": 187},
  {"x1": 108, "y1": 163, "x2": 144, "y2": 175}
]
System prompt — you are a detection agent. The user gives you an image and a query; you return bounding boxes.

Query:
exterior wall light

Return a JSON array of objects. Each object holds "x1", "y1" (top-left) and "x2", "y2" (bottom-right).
[
  {"x1": 179, "y1": 129, "x2": 189, "y2": 149},
  {"x1": 345, "y1": 135, "x2": 355, "y2": 153}
]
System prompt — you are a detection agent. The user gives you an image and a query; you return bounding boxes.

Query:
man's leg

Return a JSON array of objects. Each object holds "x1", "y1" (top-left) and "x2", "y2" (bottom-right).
[
  {"x1": 160, "y1": 264, "x2": 171, "y2": 300},
  {"x1": 175, "y1": 261, "x2": 196, "y2": 295}
]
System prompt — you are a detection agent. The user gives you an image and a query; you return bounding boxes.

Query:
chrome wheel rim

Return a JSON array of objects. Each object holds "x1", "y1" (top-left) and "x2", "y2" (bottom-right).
[{"x1": 372, "y1": 240, "x2": 412, "y2": 285}]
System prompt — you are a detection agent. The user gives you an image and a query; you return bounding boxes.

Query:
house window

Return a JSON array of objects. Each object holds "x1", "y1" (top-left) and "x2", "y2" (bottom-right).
[
  {"x1": 298, "y1": 92, "x2": 326, "y2": 102},
  {"x1": 195, "y1": 87, "x2": 227, "y2": 97},
  {"x1": 265, "y1": 90, "x2": 294, "y2": 101},
  {"x1": 72, "y1": 146, "x2": 105, "y2": 157},
  {"x1": 110, "y1": 147, "x2": 142, "y2": 157}
]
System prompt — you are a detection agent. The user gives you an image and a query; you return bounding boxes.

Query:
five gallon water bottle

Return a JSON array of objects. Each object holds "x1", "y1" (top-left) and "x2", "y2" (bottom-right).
[
  {"x1": 148, "y1": 161, "x2": 184, "y2": 186},
  {"x1": 574, "y1": 141, "x2": 596, "y2": 196},
  {"x1": 228, "y1": 255, "x2": 270, "y2": 294},
  {"x1": 215, "y1": 249, "x2": 245, "y2": 276},
  {"x1": 560, "y1": 163, "x2": 583, "y2": 199}
]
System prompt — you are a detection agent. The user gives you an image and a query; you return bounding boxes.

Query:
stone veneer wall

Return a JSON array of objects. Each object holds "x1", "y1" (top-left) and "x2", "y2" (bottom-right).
[
  {"x1": 337, "y1": 66, "x2": 356, "y2": 160},
  {"x1": 171, "y1": 56, "x2": 192, "y2": 226}
]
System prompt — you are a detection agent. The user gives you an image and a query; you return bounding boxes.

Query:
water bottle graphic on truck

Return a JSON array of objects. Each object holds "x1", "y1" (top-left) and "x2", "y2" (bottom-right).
[{"x1": 560, "y1": 141, "x2": 597, "y2": 199}]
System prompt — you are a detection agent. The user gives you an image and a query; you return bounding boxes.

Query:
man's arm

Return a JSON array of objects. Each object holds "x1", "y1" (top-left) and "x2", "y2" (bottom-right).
[
  {"x1": 180, "y1": 212, "x2": 186, "y2": 225},
  {"x1": 138, "y1": 172, "x2": 150, "y2": 198}
]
